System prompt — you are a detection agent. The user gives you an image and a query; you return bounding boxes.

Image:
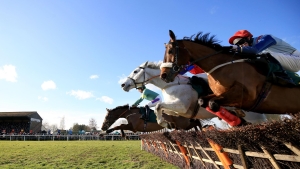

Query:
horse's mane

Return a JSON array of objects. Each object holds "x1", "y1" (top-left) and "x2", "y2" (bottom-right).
[
  {"x1": 181, "y1": 32, "x2": 223, "y2": 50},
  {"x1": 108, "y1": 104, "x2": 140, "y2": 112},
  {"x1": 144, "y1": 61, "x2": 162, "y2": 70},
  {"x1": 108, "y1": 104, "x2": 129, "y2": 111}
]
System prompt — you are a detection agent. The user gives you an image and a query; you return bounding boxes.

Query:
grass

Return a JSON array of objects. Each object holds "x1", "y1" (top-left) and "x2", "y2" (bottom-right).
[{"x1": 0, "y1": 141, "x2": 179, "y2": 169}]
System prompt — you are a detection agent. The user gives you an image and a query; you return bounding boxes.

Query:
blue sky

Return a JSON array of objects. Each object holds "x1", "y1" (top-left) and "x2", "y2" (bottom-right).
[{"x1": 1, "y1": 1, "x2": 299, "y2": 130}]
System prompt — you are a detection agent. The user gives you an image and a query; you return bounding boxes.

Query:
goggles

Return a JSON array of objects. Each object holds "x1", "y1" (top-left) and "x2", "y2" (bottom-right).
[{"x1": 234, "y1": 38, "x2": 247, "y2": 45}]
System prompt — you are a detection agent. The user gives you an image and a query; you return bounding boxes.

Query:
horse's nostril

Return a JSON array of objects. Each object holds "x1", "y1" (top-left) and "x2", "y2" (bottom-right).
[{"x1": 121, "y1": 84, "x2": 125, "y2": 87}]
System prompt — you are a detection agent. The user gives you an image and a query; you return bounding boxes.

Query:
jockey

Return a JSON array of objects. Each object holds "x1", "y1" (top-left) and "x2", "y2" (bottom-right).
[
  {"x1": 132, "y1": 85, "x2": 162, "y2": 121},
  {"x1": 229, "y1": 30, "x2": 300, "y2": 86}
]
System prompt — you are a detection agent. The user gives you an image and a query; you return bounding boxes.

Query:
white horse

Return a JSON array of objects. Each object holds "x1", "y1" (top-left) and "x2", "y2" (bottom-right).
[{"x1": 121, "y1": 61, "x2": 272, "y2": 128}]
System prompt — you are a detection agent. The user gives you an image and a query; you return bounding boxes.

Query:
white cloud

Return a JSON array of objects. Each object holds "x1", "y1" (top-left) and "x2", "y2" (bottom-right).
[
  {"x1": 41, "y1": 80, "x2": 56, "y2": 90},
  {"x1": 96, "y1": 96, "x2": 113, "y2": 104},
  {"x1": 67, "y1": 90, "x2": 94, "y2": 100},
  {"x1": 38, "y1": 96, "x2": 49, "y2": 101},
  {"x1": 0, "y1": 65, "x2": 18, "y2": 82},
  {"x1": 90, "y1": 75, "x2": 99, "y2": 79},
  {"x1": 118, "y1": 74, "x2": 127, "y2": 84}
]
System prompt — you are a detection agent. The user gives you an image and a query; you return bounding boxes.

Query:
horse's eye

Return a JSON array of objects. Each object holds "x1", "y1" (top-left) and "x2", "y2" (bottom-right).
[
  {"x1": 133, "y1": 70, "x2": 138, "y2": 73},
  {"x1": 168, "y1": 49, "x2": 173, "y2": 54}
]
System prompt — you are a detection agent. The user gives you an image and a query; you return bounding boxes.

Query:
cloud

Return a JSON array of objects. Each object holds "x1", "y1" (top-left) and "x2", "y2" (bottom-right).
[
  {"x1": 0, "y1": 65, "x2": 18, "y2": 82},
  {"x1": 118, "y1": 74, "x2": 127, "y2": 84},
  {"x1": 90, "y1": 75, "x2": 99, "y2": 79},
  {"x1": 67, "y1": 90, "x2": 94, "y2": 100},
  {"x1": 38, "y1": 96, "x2": 49, "y2": 101},
  {"x1": 96, "y1": 96, "x2": 113, "y2": 104},
  {"x1": 41, "y1": 80, "x2": 56, "y2": 90}
]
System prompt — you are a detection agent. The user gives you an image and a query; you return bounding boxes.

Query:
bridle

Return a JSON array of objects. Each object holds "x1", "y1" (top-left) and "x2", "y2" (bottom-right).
[
  {"x1": 104, "y1": 106, "x2": 138, "y2": 129},
  {"x1": 127, "y1": 62, "x2": 159, "y2": 88},
  {"x1": 160, "y1": 41, "x2": 223, "y2": 74},
  {"x1": 118, "y1": 106, "x2": 137, "y2": 119}
]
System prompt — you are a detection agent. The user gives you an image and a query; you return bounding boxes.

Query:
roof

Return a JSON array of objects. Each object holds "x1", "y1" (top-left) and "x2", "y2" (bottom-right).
[{"x1": 0, "y1": 111, "x2": 42, "y2": 120}]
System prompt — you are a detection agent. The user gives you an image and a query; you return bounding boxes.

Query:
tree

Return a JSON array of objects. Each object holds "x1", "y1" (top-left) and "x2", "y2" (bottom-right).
[
  {"x1": 89, "y1": 118, "x2": 98, "y2": 131},
  {"x1": 50, "y1": 124, "x2": 58, "y2": 134},
  {"x1": 59, "y1": 116, "x2": 65, "y2": 130},
  {"x1": 42, "y1": 121, "x2": 50, "y2": 130},
  {"x1": 72, "y1": 123, "x2": 90, "y2": 133}
]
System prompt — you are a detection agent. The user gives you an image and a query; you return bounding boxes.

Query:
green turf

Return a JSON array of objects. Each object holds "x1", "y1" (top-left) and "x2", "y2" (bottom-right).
[{"x1": 0, "y1": 141, "x2": 179, "y2": 169}]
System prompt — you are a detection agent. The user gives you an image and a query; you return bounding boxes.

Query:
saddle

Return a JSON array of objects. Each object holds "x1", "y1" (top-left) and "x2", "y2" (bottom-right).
[
  {"x1": 245, "y1": 53, "x2": 299, "y2": 87},
  {"x1": 138, "y1": 107, "x2": 156, "y2": 123}
]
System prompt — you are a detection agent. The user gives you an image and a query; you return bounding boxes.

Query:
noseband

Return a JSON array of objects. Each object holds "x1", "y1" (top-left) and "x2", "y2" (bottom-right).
[{"x1": 128, "y1": 66, "x2": 147, "y2": 88}]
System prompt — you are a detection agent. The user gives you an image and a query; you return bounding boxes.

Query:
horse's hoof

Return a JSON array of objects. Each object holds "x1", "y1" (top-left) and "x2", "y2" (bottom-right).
[
  {"x1": 198, "y1": 98, "x2": 208, "y2": 107},
  {"x1": 167, "y1": 122, "x2": 175, "y2": 129},
  {"x1": 159, "y1": 121, "x2": 169, "y2": 128},
  {"x1": 209, "y1": 102, "x2": 220, "y2": 112}
]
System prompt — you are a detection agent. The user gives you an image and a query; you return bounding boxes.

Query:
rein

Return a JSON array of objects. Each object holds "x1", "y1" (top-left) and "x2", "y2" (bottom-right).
[
  {"x1": 118, "y1": 107, "x2": 138, "y2": 119},
  {"x1": 118, "y1": 109, "x2": 130, "y2": 119},
  {"x1": 188, "y1": 50, "x2": 223, "y2": 66},
  {"x1": 206, "y1": 59, "x2": 248, "y2": 74},
  {"x1": 128, "y1": 75, "x2": 160, "y2": 88},
  {"x1": 161, "y1": 41, "x2": 223, "y2": 73},
  {"x1": 128, "y1": 62, "x2": 160, "y2": 88}
]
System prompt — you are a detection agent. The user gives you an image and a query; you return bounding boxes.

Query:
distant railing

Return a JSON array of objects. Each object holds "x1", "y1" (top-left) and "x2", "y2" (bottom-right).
[{"x1": 0, "y1": 134, "x2": 140, "y2": 141}]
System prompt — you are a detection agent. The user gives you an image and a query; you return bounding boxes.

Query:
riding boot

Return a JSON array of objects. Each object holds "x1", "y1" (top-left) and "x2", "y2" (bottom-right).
[
  {"x1": 145, "y1": 105, "x2": 150, "y2": 121},
  {"x1": 268, "y1": 56, "x2": 296, "y2": 87},
  {"x1": 273, "y1": 71, "x2": 296, "y2": 87}
]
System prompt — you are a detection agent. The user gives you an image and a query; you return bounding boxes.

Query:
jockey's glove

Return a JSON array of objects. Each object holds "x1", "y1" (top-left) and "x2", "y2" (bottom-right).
[
  {"x1": 231, "y1": 45, "x2": 238, "y2": 50},
  {"x1": 221, "y1": 46, "x2": 235, "y2": 52}
]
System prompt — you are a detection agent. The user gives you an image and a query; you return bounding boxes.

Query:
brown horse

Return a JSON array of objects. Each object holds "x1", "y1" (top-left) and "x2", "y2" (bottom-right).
[
  {"x1": 101, "y1": 104, "x2": 202, "y2": 136},
  {"x1": 160, "y1": 30, "x2": 300, "y2": 115}
]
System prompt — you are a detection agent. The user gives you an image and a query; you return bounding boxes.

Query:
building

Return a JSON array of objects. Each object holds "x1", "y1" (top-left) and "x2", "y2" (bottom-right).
[{"x1": 0, "y1": 111, "x2": 43, "y2": 134}]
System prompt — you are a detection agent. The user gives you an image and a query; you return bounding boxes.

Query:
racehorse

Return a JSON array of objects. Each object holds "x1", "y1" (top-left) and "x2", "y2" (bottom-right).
[
  {"x1": 101, "y1": 104, "x2": 202, "y2": 137},
  {"x1": 160, "y1": 30, "x2": 300, "y2": 115},
  {"x1": 121, "y1": 61, "x2": 272, "y2": 127},
  {"x1": 121, "y1": 61, "x2": 217, "y2": 127}
]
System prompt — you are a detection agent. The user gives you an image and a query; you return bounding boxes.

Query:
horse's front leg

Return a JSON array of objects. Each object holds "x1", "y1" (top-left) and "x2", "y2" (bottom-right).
[
  {"x1": 209, "y1": 82, "x2": 248, "y2": 111},
  {"x1": 206, "y1": 83, "x2": 249, "y2": 127},
  {"x1": 154, "y1": 103, "x2": 169, "y2": 128},
  {"x1": 157, "y1": 101, "x2": 189, "y2": 116},
  {"x1": 198, "y1": 94, "x2": 217, "y2": 108}
]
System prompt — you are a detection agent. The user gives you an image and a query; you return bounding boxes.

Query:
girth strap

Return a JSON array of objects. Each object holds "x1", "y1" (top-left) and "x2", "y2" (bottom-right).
[
  {"x1": 190, "y1": 102, "x2": 200, "y2": 119},
  {"x1": 249, "y1": 81, "x2": 272, "y2": 111}
]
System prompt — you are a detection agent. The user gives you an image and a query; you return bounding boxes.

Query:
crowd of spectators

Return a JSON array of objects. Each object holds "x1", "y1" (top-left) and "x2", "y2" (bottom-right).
[{"x1": 0, "y1": 122, "x2": 30, "y2": 135}]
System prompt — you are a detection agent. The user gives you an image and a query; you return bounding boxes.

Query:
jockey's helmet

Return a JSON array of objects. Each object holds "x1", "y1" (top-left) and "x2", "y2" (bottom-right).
[{"x1": 229, "y1": 30, "x2": 253, "y2": 45}]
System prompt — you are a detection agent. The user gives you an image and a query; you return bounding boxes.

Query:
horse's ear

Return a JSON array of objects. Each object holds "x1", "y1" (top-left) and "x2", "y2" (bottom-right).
[
  {"x1": 145, "y1": 61, "x2": 148, "y2": 66},
  {"x1": 106, "y1": 108, "x2": 109, "y2": 111},
  {"x1": 169, "y1": 30, "x2": 176, "y2": 42}
]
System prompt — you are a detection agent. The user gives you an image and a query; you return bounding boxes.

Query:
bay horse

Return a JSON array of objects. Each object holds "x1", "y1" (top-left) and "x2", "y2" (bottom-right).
[
  {"x1": 121, "y1": 61, "x2": 271, "y2": 127},
  {"x1": 160, "y1": 30, "x2": 300, "y2": 115},
  {"x1": 101, "y1": 104, "x2": 202, "y2": 137}
]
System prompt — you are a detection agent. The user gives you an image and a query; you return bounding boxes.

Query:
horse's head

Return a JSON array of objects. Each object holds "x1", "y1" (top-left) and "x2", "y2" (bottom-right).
[
  {"x1": 121, "y1": 61, "x2": 148, "y2": 91},
  {"x1": 101, "y1": 108, "x2": 115, "y2": 131},
  {"x1": 101, "y1": 105, "x2": 130, "y2": 131},
  {"x1": 121, "y1": 61, "x2": 161, "y2": 91},
  {"x1": 160, "y1": 30, "x2": 190, "y2": 83}
]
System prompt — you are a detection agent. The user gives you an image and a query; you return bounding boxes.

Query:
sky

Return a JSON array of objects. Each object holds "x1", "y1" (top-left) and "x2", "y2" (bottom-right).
[{"x1": 1, "y1": 1, "x2": 300, "y2": 130}]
